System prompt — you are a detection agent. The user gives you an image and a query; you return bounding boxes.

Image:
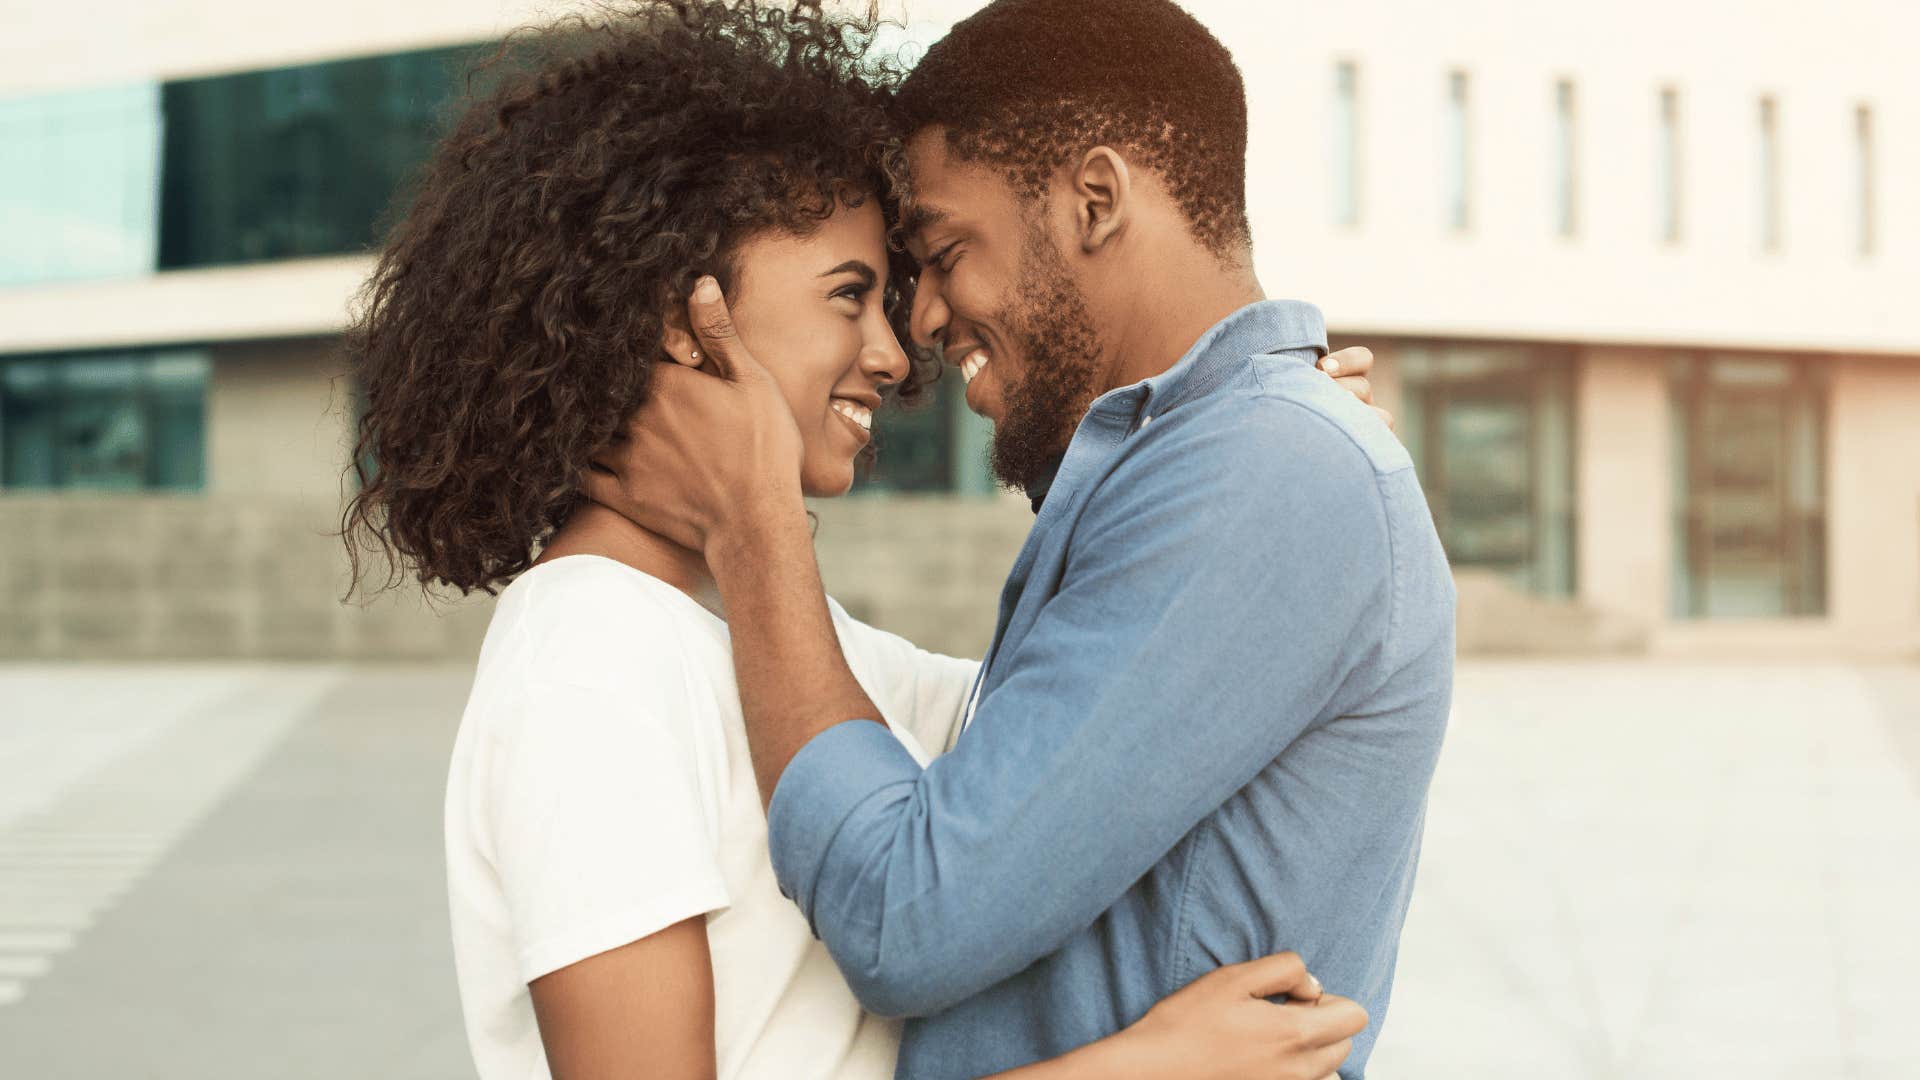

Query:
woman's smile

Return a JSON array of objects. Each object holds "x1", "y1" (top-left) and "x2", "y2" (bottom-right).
[{"x1": 829, "y1": 396, "x2": 875, "y2": 445}]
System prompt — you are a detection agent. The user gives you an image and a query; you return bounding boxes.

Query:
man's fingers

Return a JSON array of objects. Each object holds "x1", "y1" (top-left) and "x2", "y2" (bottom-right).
[
  {"x1": 687, "y1": 276, "x2": 743, "y2": 380},
  {"x1": 1300, "y1": 994, "x2": 1369, "y2": 1045},
  {"x1": 1229, "y1": 951, "x2": 1316, "y2": 1001},
  {"x1": 1333, "y1": 374, "x2": 1373, "y2": 404},
  {"x1": 1319, "y1": 345, "x2": 1373, "y2": 378},
  {"x1": 1373, "y1": 404, "x2": 1397, "y2": 432},
  {"x1": 1293, "y1": 1039, "x2": 1354, "y2": 1079}
]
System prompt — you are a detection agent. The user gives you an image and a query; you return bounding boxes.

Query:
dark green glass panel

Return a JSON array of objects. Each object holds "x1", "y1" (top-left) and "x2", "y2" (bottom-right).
[
  {"x1": 157, "y1": 45, "x2": 479, "y2": 269},
  {"x1": 859, "y1": 377, "x2": 958, "y2": 493},
  {"x1": 0, "y1": 351, "x2": 208, "y2": 491},
  {"x1": 1, "y1": 361, "x2": 59, "y2": 487}
]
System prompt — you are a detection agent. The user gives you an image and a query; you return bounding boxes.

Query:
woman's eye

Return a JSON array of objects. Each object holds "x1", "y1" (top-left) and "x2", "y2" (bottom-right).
[{"x1": 832, "y1": 283, "x2": 871, "y2": 304}]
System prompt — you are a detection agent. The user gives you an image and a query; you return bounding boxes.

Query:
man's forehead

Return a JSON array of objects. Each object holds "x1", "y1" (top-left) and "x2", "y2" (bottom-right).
[
  {"x1": 899, "y1": 196, "x2": 950, "y2": 242},
  {"x1": 899, "y1": 129, "x2": 996, "y2": 241}
]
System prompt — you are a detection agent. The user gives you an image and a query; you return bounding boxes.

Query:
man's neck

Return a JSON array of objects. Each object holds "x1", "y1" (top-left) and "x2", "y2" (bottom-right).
[{"x1": 1105, "y1": 250, "x2": 1264, "y2": 390}]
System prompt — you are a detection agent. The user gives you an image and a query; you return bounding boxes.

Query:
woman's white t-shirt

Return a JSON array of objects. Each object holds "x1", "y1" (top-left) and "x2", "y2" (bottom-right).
[{"x1": 444, "y1": 555, "x2": 978, "y2": 1080}]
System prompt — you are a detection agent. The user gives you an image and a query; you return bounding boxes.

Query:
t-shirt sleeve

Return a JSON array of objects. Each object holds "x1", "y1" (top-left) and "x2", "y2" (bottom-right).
[
  {"x1": 829, "y1": 601, "x2": 980, "y2": 757},
  {"x1": 483, "y1": 676, "x2": 730, "y2": 984}
]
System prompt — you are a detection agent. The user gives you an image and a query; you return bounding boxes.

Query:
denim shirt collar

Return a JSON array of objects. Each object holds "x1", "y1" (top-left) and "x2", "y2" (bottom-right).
[
  {"x1": 1121, "y1": 299, "x2": 1328, "y2": 421},
  {"x1": 1027, "y1": 300, "x2": 1326, "y2": 515}
]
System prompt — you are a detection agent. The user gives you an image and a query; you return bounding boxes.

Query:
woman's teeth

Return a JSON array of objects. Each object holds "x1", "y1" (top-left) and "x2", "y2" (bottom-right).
[
  {"x1": 961, "y1": 349, "x2": 990, "y2": 383},
  {"x1": 831, "y1": 399, "x2": 872, "y2": 432}
]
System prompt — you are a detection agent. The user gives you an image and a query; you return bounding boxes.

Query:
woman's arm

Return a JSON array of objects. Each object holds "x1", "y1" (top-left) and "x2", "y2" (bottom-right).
[
  {"x1": 529, "y1": 937, "x2": 1361, "y2": 1080},
  {"x1": 529, "y1": 916, "x2": 717, "y2": 1080}
]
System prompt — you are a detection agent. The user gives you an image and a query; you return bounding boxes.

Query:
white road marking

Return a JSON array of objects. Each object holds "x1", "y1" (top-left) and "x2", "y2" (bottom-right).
[{"x1": 0, "y1": 666, "x2": 343, "y2": 1010}]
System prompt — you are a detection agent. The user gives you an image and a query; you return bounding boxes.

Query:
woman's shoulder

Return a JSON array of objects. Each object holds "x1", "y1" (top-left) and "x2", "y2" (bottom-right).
[
  {"x1": 824, "y1": 597, "x2": 976, "y2": 677},
  {"x1": 486, "y1": 555, "x2": 726, "y2": 695}
]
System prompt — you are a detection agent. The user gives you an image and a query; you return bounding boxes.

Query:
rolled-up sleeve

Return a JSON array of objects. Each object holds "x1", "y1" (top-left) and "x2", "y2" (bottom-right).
[
  {"x1": 767, "y1": 719, "x2": 923, "y2": 919},
  {"x1": 767, "y1": 400, "x2": 1393, "y2": 1019}
]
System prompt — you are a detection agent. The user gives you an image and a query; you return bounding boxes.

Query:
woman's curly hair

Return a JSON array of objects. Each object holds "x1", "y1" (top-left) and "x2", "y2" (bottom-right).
[{"x1": 341, "y1": 0, "x2": 928, "y2": 597}]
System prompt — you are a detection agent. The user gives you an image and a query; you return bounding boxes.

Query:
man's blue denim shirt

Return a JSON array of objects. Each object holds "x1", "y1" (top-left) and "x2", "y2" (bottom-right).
[{"x1": 767, "y1": 300, "x2": 1455, "y2": 1078}]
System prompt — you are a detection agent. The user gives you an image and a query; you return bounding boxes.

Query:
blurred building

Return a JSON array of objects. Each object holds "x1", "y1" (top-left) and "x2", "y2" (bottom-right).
[{"x1": 1, "y1": 0, "x2": 1915, "y2": 661}]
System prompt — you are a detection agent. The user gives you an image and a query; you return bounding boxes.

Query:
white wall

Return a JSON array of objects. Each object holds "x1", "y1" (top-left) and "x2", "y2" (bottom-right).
[
  {"x1": 0, "y1": 0, "x2": 565, "y2": 94},
  {"x1": 2, "y1": 0, "x2": 1915, "y2": 354},
  {"x1": 1216, "y1": 0, "x2": 1916, "y2": 354},
  {"x1": 0, "y1": 256, "x2": 372, "y2": 354}
]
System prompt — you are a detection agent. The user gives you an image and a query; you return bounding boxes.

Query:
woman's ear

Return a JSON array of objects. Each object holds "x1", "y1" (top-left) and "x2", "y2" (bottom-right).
[{"x1": 660, "y1": 313, "x2": 701, "y2": 368}]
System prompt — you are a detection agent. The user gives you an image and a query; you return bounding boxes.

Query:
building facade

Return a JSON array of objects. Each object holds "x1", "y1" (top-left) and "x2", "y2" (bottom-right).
[{"x1": 1, "y1": 0, "x2": 1915, "y2": 661}]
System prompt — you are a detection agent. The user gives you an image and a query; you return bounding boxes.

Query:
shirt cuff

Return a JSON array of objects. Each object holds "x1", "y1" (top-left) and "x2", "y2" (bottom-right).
[{"x1": 766, "y1": 719, "x2": 923, "y2": 926}]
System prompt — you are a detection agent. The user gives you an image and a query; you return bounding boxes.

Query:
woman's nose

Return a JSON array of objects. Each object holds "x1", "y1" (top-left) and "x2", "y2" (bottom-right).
[{"x1": 862, "y1": 330, "x2": 911, "y2": 387}]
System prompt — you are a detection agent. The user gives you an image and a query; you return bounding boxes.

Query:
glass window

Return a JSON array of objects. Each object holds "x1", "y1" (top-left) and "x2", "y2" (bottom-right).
[
  {"x1": 1670, "y1": 355, "x2": 1826, "y2": 617},
  {"x1": 1657, "y1": 86, "x2": 1683, "y2": 243},
  {"x1": 1377, "y1": 342, "x2": 1577, "y2": 596},
  {"x1": 157, "y1": 44, "x2": 480, "y2": 269},
  {"x1": 0, "y1": 46, "x2": 482, "y2": 288},
  {"x1": 0, "y1": 362, "x2": 58, "y2": 486},
  {"x1": 0, "y1": 83, "x2": 164, "y2": 287},
  {"x1": 1553, "y1": 79, "x2": 1578, "y2": 238},
  {"x1": 0, "y1": 350, "x2": 209, "y2": 491},
  {"x1": 857, "y1": 374, "x2": 996, "y2": 495},
  {"x1": 1855, "y1": 104, "x2": 1876, "y2": 257},
  {"x1": 1758, "y1": 97, "x2": 1781, "y2": 252},
  {"x1": 1444, "y1": 71, "x2": 1471, "y2": 231},
  {"x1": 1331, "y1": 61, "x2": 1361, "y2": 227}
]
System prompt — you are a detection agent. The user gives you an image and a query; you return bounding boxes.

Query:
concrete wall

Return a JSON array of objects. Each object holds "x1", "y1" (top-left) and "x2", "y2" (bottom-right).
[
  {"x1": 0, "y1": 334, "x2": 498, "y2": 661},
  {"x1": 811, "y1": 493, "x2": 1033, "y2": 661},
  {"x1": 0, "y1": 494, "x2": 493, "y2": 660},
  {"x1": 0, "y1": 324, "x2": 1032, "y2": 662},
  {"x1": 208, "y1": 337, "x2": 356, "y2": 500},
  {"x1": 1575, "y1": 348, "x2": 1672, "y2": 626},
  {"x1": 6, "y1": 1, "x2": 1918, "y2": 358},
  {"x1": 0, "y1": 491, "x2": 1032, "y2": 663},
  {"x1": 1827, "y1": 356, "x2": 1920, "y2": 641},
  {"x1": 4, "y1": 0, "x2": 1917, "y2": 661}
]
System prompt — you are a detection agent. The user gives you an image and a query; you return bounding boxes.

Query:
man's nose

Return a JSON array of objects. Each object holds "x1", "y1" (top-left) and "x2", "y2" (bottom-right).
[{"x1": 909, "y1": 276, "x2": 950, "y2": 352}]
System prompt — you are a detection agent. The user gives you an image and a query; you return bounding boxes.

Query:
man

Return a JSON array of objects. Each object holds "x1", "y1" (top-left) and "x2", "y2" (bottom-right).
[{"x1": 592, "y1": 0, "x2": 1454, "y2": 1075}]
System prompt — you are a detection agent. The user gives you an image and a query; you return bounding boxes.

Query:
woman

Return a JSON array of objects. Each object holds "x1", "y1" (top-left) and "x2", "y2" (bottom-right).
[{"x1": 342, "y1": 2, "x2": 1375, "y2": 1077}]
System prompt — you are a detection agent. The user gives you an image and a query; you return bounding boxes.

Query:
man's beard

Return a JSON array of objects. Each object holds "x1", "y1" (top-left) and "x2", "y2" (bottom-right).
[{"x1": 988, "y1": 226, "x2": 1106, "y2": 494}]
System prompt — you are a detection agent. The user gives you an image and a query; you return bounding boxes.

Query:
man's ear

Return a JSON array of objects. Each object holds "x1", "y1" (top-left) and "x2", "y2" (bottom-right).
[{"x1": 1072, "y1": 146, "x2": 1131, "y2": 255}]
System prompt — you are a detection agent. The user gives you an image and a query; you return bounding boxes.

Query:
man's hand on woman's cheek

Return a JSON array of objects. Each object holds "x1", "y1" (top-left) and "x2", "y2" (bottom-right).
[
  {"x1": 586, "y1": 276, "x2": 806, "y2": 554},
  {"x1": 1319, "y1": 345, "x2": 1396, "y2": 432}
]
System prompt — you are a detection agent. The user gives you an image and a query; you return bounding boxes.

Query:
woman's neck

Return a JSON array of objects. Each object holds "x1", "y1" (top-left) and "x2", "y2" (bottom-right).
[{"x1": 535, "y1": 502, "x2": 715, "y2": 604}]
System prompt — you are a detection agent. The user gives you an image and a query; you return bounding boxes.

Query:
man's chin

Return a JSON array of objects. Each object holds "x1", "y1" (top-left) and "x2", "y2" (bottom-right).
[{"x1": 962, "y1": 373, "x2": 1004, "y2": 423}]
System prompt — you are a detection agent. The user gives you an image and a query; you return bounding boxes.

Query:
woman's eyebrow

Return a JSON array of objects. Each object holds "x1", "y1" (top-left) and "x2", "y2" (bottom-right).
[{"x1": 818, "y1": 259, "x2": 877, "y2": 287}]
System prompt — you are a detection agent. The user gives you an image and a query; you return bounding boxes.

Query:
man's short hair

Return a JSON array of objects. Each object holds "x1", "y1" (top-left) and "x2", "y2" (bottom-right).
[{"x1": 895, "y1": 0, "x2": 1251, "y2": 255}]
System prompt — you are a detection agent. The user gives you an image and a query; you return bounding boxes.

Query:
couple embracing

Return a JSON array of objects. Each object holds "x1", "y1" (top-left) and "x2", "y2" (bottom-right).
[{"x1": 343, "y1": 1, "x2": 1454, "y2": 1077}]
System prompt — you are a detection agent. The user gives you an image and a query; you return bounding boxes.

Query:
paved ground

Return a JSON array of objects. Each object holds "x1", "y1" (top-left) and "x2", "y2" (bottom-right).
[{"x1": 0, "y1": 661, "x2": 1915, "y2": 1079}]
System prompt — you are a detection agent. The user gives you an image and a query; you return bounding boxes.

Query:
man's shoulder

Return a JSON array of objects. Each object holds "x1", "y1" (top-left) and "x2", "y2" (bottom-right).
[
  {"x1": 1241, "y1": 359, "x2": 1412, "y2": 477},
  {"x1": 1137, "y1": 363, "x2": 1410, "y2": 490}
]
